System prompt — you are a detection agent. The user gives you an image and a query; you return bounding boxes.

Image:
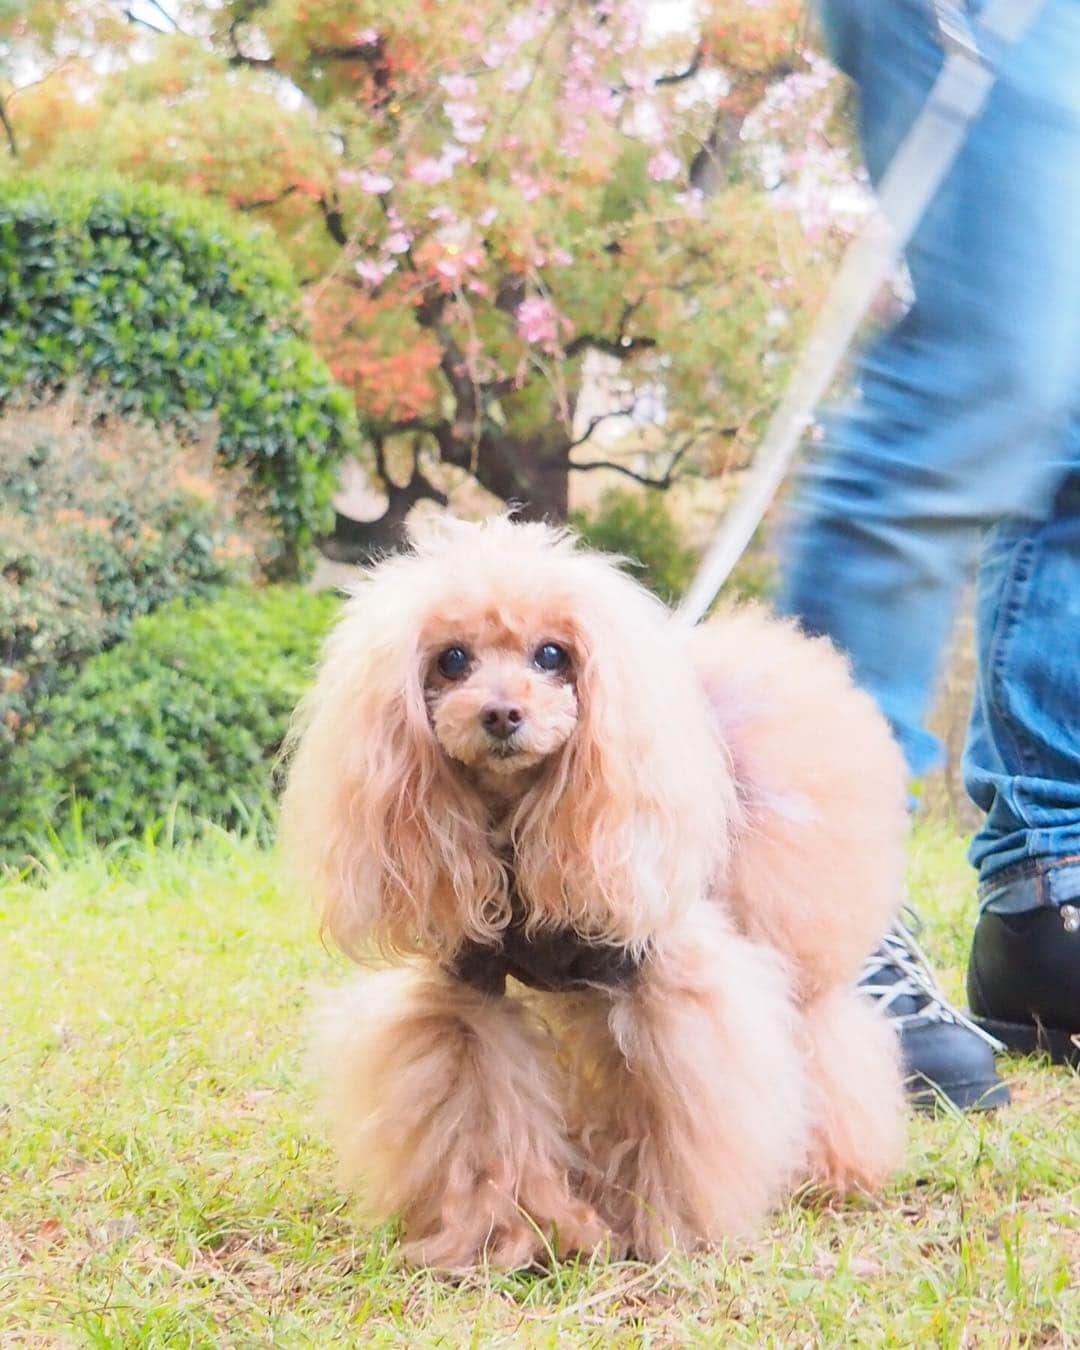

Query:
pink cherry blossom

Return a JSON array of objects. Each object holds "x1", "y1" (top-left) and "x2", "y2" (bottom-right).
[
  {"x1": 357, "y1": 170, "x2": 393, "y2": 195},
  {"x1": 434, "y1": 245, "x2": 485, "y2": 285},
  {"x1": 503, "y1": 64, "x2": 532, "y2": 94},
  {"x1": 482, "y1": 37, "x2": 511, "y2": 68},
  {"x1": 354, "y1": 257, "x2": 396, "y2": 285},
  {"x1": 560, "y1": 126, "x2": 586, "y2": 159},
  {"x1": 516, "y1": 295, "x2": 561, "y2": 349},
  {"x1": 440, "y1": 73, "x2": 478, "y2": 100},
  {"x1": 506, "y1": 11, "x2": 548, "y2": 45},
  {"x1": 648, "y1": 149, "x2": 682, "y2": 183},
  {"x1": 409, "y1": 157, "x2": 453, "y2": 186},
  {"x1": 673, "y1": 189, "x2": 705, "y2": 217},
  {"x1": 444, "y1": 100, "x2": 479, "y2": 123},
  {"x1": 511, "y1": 169, "x2": 543, "y2": 202},
  {"x1": 454, "y1": 121, "x2": 486, "y2": 146},
  {"x1": 443, "y1": 100, "x2": 486, "y2": 144}
]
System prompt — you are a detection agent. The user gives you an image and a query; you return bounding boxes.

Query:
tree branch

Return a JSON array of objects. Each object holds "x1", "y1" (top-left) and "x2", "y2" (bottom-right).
[
  {"x1": 122, "y1": 7, "x2": 171, "y2": 35},
  {"x1": 654, "y1": 41, "x2": 704, "y2": 87},
  {"x1": 567, "y1": 408, "x2": 636, "y2": 450},
  {"x1": 565, "y1": 298, "x2": 655, "y2": 361},
  {"x1": 143, "y1": 0, "x2": 179, "y2": 30},
  {"x1": 0, "y1": 100, "x2": 17, "y2": 158},
  {"x1": 369, "y1": 430, "x2": 449, "y2": 508},
  {"x1": 565, "y1": 333, "x2": 657, "y2": 359},
  {"x1": 404, "y1": 461, "x2": 449, "y2": 509},
  {"x1": 226, "y1": 17, "x2": 276, "y2": 68},
  {"x1": 370, "y1": 431, "x2": 390, "y2": 483},
  {"x1": 690, "y1": 104, "x2": 746, "y2": 196},
  {"x1": 227, "y1": 49, "x2": 275, "y2": 69},
  {"x1": 570, "y1": 458, "x2": 677, "y2": 489},
  {"x1": 236, "y1": 185, "x2": 299, "y2": 212},
  {"x1": 317, "y1": 196, "x2": 348, "y2": 246},
  {"x1": 571, "y1": 428, "x2": 718, "y2": 490},
  {"x1": 310, "y1": 42, "x2": 383, "y2": 61},
  {"x1": 377, "y1": 417, "x2": 448, "y2": 438}
]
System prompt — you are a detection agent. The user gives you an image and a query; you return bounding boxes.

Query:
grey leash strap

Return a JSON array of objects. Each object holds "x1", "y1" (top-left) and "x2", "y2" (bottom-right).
[{"x1": 677, "y1": 0, "x2": 1046, "y2": 628}]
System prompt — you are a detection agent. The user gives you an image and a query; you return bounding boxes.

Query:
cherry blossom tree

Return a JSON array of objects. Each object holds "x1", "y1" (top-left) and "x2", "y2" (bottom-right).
[{"x1": 1, "y1": 0, "x2": 857, "y2": 551}]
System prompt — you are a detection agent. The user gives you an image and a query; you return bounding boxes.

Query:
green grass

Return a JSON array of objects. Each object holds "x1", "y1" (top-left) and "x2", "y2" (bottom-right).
[{"x1": 2, "y1": 824, "x2": 1077, "y2": 1347}]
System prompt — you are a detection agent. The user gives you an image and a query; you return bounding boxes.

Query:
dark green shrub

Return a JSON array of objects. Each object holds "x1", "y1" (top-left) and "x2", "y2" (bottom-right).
[
  {"x1": 0, "y1": 177, "x2": 358, "y2": 575},
  {"x1": 0, "y1": 394, "x2": 264, "y2": 752},
  {"x1": 573, "y1": 489, "x2": 777, "y2": 608},
  {"x1": 572, "y1": 489, "x2": 698, "y2": 603},
  {"x1": 1, "y1": 586, "x2": 340, "y2": 860}
]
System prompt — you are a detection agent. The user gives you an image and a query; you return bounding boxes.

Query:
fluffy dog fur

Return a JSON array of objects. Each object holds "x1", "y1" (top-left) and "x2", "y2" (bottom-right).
[{"x1": 283, "y1": 516, "x2": 908, "y2": 1270}]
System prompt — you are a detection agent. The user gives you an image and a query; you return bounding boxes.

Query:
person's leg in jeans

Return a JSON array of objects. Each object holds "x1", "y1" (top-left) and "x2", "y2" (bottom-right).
[
  {"x1": 965, "y1": 433, "x2": 1080, "y2": 1063},
  {"x1": 777, "y1": 0, "x2": 1080, "y2": 1107}
]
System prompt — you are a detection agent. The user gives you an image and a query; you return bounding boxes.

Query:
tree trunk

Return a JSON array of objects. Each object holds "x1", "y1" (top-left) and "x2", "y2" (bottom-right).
[
  {"x1": 321, "y1": 504, "x2": 408, "y2": 562},
  {"x1": 321, "y1": 475, "x2": 431, "y2": 563},
  {"x1": 475, "y1": 436, "x2": 570, "y2": 523}
]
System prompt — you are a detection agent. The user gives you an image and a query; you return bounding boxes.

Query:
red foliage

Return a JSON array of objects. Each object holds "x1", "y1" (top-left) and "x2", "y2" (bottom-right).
[{"x1": 306, "y1": 282, "x2": 443, "y2": 424}]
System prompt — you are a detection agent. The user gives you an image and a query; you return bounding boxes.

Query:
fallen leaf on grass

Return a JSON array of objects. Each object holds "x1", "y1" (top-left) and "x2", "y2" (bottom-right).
[{"x1": 31, "y1": 1218, "x2": 66, "y2": 1247}]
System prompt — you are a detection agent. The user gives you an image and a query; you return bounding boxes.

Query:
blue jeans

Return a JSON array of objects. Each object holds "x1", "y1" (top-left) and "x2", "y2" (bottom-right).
[{"x1": 778, "y1": 0, "x2": 1080, "y2": 911}]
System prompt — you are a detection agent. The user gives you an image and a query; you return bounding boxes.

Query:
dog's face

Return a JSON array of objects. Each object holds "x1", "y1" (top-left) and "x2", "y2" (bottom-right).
[
  {"x1": 422, "y1": 606, "x2": 580, "y2": 782},
  {"x1": 283, "y1": 518, "x2": 736, "y2": 958}
]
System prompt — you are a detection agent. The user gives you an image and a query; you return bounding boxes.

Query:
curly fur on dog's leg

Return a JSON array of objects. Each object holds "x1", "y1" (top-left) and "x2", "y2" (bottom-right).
[
  {"x1": 313, "y1": 967, "x2": 606, "y2": 1271},
  {"x1": 551, "y1": 905, "x2": 812, "y2": 1259},
  {"x1": 801, "y1": 987, "x2": 907, "y2": 1194}
]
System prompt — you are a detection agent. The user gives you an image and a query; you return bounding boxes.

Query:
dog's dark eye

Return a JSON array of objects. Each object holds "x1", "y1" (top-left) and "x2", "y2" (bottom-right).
[
  {"x1": 436, "y1": 646, "x2": 471, "y2": 679},
  {"x1": 534, "y1": 642, "x2": 569, "y2": 673}
]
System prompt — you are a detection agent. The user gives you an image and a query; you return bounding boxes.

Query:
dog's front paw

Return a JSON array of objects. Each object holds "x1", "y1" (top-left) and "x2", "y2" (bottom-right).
[
  {"x1": 402, "y1": 1171, "x2": 609, "y2": 1272},
  {"x1": 403, "y1": 1209, "x2": 542, "y2": 1272}
]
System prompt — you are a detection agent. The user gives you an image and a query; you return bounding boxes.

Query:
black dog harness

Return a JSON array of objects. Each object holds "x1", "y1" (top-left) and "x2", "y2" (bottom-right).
[{"x1": 446, "y1": 887, "x2": 642, "y2": 997}]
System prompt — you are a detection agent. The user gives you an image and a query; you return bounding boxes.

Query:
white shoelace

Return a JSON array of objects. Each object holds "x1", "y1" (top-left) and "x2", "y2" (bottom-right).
[{"x1": 860, "y1": 911, "x2": 1004, "y2": 1050}]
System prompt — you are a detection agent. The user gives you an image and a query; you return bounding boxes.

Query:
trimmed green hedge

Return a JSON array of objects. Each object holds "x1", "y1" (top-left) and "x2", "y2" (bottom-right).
[
  {"x1": 1, "y1": 586, "x2": 340, "y2": 860},
  {"x1": 0, "y1": 177, "x2": 358, "y2": 575}
]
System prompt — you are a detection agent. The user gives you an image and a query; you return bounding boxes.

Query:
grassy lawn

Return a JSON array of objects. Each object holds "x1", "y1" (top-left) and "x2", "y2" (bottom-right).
[{"x1": 2, "y1": 824, "x2": 1077, "y2": 1347}]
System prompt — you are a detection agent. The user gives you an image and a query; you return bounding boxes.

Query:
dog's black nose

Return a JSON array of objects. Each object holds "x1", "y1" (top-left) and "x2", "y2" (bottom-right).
[{"x1": 480, "y1": 702, "x2": 524, "y2": 740}]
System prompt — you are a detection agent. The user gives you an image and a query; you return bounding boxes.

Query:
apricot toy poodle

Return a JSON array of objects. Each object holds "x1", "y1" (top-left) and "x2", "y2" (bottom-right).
[{"x1": 282, "y1": 516, "x2": 908, "y2": 1270}]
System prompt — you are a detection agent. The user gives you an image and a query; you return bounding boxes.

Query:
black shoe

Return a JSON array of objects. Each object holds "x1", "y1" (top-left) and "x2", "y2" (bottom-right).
[
  {"x1": 859, "y1": 914, "x2": 1010, "y2": 1113},
  {"x1": 967, "y1": 903, "x2": 1080, "y2": 1066}
]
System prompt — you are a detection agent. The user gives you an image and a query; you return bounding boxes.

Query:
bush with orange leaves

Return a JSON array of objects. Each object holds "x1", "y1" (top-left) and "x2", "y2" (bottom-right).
[{"x1": 0, "y1": 391, "x2": 267, "y2": 757}]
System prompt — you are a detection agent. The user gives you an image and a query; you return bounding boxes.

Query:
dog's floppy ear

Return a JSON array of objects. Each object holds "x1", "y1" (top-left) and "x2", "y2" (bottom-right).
[
  {"x1": 512, "y1": 556, "x2": 738, "y2": 952},
  {"x1": 280, "y1": 574, "x2": 501, "y2": 960}
]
